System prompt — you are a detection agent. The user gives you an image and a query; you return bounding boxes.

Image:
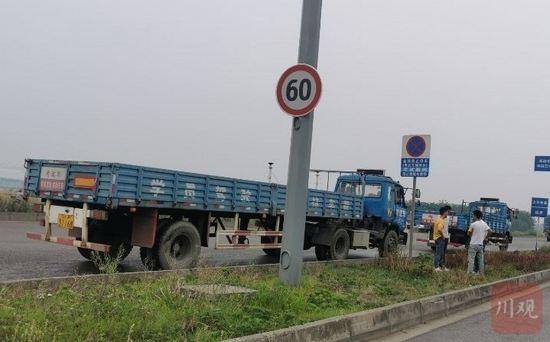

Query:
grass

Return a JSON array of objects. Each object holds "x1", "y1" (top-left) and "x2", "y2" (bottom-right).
[{"x1": 2, "y1": 249, "x2": 550, "y2": 342}]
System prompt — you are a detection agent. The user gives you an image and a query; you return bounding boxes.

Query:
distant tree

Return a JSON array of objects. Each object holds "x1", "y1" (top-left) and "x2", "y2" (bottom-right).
[
  {"x1": 511, "y1": 211, "x2": 535, "y2": 232},
  {"x1": 409, "y1": 200, "x2": 468, "y2": 213}
]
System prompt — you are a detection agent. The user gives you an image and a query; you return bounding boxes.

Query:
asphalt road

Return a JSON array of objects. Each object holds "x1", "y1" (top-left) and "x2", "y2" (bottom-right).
[
  {"x1": 0, "y1": 221, "x2": 545, "y2": 282},
  {"x1": 379, "y1": 283, "x2": 550, "y2": 342}
]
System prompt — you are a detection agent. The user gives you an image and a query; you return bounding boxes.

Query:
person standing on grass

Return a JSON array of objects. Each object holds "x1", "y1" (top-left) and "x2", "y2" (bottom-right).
[
  {"x1": 442, "y1": 205, "x2": 452, "y2": 268},
  {"x1": 467, "y1": 209, "x2": 491, "y2": 275},
  {"x1": 434, "y1": 206, "x2": 450, "y2": 271}
]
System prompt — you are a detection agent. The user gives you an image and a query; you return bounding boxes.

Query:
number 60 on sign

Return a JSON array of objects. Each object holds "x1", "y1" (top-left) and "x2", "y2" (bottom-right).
[{"x1": 276, "y1": 64, "x2": 322, "y2": 117}]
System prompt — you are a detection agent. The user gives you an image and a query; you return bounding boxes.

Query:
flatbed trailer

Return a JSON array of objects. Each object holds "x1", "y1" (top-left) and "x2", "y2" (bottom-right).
[{"x1": 24, "y1": 159, "x2": 385, "y2": 270}]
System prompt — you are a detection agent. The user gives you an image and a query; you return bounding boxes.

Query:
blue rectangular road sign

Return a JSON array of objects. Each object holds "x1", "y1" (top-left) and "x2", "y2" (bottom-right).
[
  {"x1": 531, "y1": 197, "x2": 549, "y2": 218},
  {"x1": 401, "y1": 158, "x2": 430, "y2": 177},
  {"x1": 534, "y1": 156, "x2": 550, "y2": 171}
]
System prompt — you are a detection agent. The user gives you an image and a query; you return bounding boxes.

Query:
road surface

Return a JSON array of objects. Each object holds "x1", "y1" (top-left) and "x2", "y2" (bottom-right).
[{"x1": 0, "y1": 221, "x2": 544, "y2": 282}]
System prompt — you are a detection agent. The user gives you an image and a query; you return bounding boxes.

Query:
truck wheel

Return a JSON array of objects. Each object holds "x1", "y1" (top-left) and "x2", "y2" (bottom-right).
[
  {"x1": 499, "y1": 244, "x2": 509, "y2": 252},
  {"x1": 155, "y1": 221, "x2": 201, "y2": 270},
  {"x1": 77, "y1": 221, "x2": 133, "y2": 262},
  {"x1": 547, "y1": 236, "x2": 550, "y2": 242},
  {"x1": 379, "y1": 230, "x2": 398, "y2": 257},
  {"x1": 77, "y1": 248, "x2": 93, "y2": 260},
  {"x1": 261, "y1": 235, "x2": 281, "y2": 257},
  {"x1": 315, "y1": 245, "x2": 330, "y2": 261},
  {"x1": 329, "y1": 229, "x2": 350, "y2": 260}
]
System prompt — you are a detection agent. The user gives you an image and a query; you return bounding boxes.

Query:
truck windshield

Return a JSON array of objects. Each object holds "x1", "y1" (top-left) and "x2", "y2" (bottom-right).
[
  {"x1": 473, "y1": 206, "x2": 502, "y2": 215},
  {"x1": 338, "y1": 182, "x2": 361, "y2": 195},
  {"x1": 364, "y1": 183, "x2": 382, "y2": 198}
]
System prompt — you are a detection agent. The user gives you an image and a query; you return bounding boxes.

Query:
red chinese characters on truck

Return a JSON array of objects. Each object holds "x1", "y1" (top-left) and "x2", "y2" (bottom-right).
[{"x1": 39, "y1": 167, "x2": 67, "y2": 192}]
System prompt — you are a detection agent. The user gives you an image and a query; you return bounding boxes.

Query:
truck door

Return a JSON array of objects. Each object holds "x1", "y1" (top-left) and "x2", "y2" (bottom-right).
[
  {"x1": 386, "y1": 185, "x2": 396, "y2": 223},
  {"x1": 393, "y1": 185, "x2": 407, "y2": 229}
]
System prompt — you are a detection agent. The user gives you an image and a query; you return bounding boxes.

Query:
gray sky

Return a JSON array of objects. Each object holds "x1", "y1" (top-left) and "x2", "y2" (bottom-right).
[{"x1": 1, "y1": 0, "x2": 549, "y2": 211}]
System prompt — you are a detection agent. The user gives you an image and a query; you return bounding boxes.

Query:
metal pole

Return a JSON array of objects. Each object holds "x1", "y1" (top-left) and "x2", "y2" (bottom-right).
[
  {"x1": 536, "y1": 217, "x2": 539, "y2": 251},
  {"x1": 408, "y1": 177, "x2": 417, "y2": 258},
  {"x1": 279, "y1": 0, "x2": 322, "y2": 287},
  {"x1": 268, "y1": 162, "x2": 274, "y2": 183}
]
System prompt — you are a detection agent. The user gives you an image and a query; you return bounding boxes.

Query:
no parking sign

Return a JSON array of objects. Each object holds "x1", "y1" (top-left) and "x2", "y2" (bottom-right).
[{"x1": 401, "y1": 135, "x2": 431, "y2": 177}]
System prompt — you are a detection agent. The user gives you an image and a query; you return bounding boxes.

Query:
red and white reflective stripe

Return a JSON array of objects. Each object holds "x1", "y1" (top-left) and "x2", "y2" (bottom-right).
[
  {"x1": 182, "y1": 202, "x2": 197, "y2": 207},
  {"x1": 240, "y1": 206, "x2": 251, "y2": 211},
  {"x1": 217, "y1": 230, "x2": 283, "y2": 237},
  {"x1": 215, "y1": 243, "x2": 281, "y2": 250},
  {"x1": 214, "y1": 204, "x2": 225, "y2": 209},
  {"x1": 67, "y1": 194, "x2": 93, "y2": 199},
  {"x1": 119, "y1": 199, "x2": 136, "y2": 203},
  {"x1": 26, "y1": 232, "x2": 111, "y2": 252}
]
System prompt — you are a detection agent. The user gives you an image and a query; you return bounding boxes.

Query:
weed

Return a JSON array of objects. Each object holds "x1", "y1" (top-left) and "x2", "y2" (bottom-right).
[
  {"x1": 90, "y1": 246, "x2": 127, "y2": 274},
  {"x1": 2, "y1": 250, "x2": 550, "y2": 341}
]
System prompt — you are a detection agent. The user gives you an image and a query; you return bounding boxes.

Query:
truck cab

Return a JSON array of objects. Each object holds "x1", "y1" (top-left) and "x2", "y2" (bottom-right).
[{"x1": 335, "y1": 170, "x2": 409, "y2": 256}]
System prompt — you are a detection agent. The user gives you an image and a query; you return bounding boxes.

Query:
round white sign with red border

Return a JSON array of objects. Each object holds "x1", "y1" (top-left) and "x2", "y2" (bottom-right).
[{"x1": 276, "y1": 64, "x2": 322, "y2": 117}]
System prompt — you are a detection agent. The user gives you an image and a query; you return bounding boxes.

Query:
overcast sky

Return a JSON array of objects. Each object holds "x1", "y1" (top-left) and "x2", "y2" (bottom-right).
[{"x1": 1, "y1": 1, "x2": 550, "y2": 211}]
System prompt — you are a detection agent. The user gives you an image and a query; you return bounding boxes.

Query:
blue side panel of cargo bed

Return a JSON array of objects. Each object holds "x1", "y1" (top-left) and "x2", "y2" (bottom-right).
[{"x1": 24, "y1": 159, "x2": 363, "y2": 219}]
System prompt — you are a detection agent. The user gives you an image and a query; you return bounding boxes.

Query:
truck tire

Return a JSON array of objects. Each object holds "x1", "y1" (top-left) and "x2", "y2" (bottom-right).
[
  {"x1": 547, "y1": 236, "x2": 550, "y2": 242},
  {"x1": 315, "y1": 245, "x2": 330, "y2": 261},
  {"x1": 77, "y1": 247, "x2": 93, "y2": 260},
  {"x1": 261, "y1": 235, "x2": 281, "y2": 257},
  {"x1": 330, "y1": 228, "x2": 350, "y2": 260},
  {"x1": 499, "y1": 243, "x2": 509, "y2": 252},
  {"x1": 314, "y1": 229, "x2": 350, "y2": 261},
  {"x1": 77, "y1": 220, "x2": 133, "y2": 262},
  {"x1": 155, "y1": 221, "x2": 201, "y2": 270},
  {"x1": 379, "y1": 230, "x2": 398, "y2": 257}
]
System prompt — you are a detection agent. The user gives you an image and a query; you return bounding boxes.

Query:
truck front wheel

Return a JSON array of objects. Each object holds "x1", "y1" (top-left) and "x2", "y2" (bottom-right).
[{"x1": 155, "y1": 221, "x2": 201, "y2": 270}]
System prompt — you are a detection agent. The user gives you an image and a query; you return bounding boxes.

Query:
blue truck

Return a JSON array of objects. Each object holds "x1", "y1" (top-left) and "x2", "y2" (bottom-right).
[
  {"x1": 416, "y1": 198, "x2": 515, "y2": 251},
  {"x1": 467, "y1": 198, "x2": 515, "y2": 251},
  {"x1": 23, "y1": 160, "x2": 413, "y2": 270}
]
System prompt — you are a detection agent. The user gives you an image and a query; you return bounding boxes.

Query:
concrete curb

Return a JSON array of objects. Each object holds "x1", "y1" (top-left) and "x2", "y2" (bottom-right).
[{"x1": 224, "y1": 269, "x2": 550, "y2": 342}]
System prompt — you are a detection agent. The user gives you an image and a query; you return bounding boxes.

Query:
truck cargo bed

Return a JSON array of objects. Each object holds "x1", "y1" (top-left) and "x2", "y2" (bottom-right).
[{"x1": 25, "y1": 159, "x2": 363, "y2": 219}]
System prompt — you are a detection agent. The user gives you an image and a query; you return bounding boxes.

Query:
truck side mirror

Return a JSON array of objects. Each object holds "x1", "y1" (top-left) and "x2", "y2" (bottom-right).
[{"x1": 415, "y1": 189, "x2": 421, "y2": 199}]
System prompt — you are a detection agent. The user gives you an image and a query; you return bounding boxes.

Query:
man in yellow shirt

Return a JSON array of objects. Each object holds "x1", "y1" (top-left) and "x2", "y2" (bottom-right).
[{"x1": 434, "y1": 206, "x2": 450, "y2": 271}]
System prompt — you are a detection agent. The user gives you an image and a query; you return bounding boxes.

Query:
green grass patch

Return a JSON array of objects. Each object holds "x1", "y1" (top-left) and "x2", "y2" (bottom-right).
[{"x1": 2, "y1": 250, "x2": 550, "y2": 341}]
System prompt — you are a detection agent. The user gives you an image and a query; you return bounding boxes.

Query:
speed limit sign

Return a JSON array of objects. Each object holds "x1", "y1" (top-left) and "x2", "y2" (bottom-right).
[{"x1": 276, "y1": 64, "x2": 322, "y2": 117}]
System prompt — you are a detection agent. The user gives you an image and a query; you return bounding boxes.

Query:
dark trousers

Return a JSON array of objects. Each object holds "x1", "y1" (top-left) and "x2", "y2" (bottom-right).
[
  {"x1": 442, "y1": 238, "x2": 449, "y2": 265},
  {"x1": 434, "y1": 237, "x2": 445, "y2": 268}
]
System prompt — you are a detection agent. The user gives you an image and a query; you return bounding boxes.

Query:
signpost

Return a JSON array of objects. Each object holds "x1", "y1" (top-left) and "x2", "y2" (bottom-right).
[
  {"x1": 531, "y1": 197, "x2": 548, "y2": 251},
  {"x1": 277, "y1": 0, "x2": 323, "y2": 287},
  {"x1": 401, "y1": 135, "x2": 431, "y2": 258}
]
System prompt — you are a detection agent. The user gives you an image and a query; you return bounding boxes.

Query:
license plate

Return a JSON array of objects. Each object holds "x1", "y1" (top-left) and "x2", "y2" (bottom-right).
[{"x1": 57, "y1": 214, "x2": 74, "y2": 229}]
